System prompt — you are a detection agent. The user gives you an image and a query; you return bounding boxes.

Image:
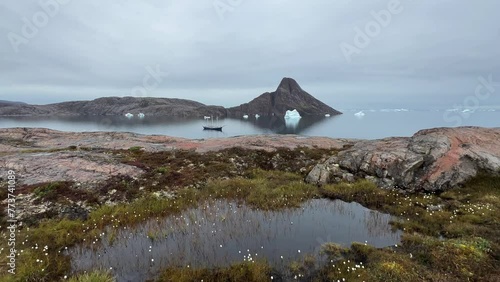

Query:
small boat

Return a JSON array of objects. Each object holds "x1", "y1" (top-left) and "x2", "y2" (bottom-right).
[
  {"x1": 203, "y1": 116, "x2": 224, "y2": 131},
  {"x1": 243, "y1": 114, "x2": 249, "y2": 119},
  {"x1": 125, "y1": 113, "x2": 134, "y2": 118},
  {"x1": 138, "y1": 113, "x2": 145, "y2": 118},
  {"x1": 203, "y1": 125, "x2": 223, "y2": 131},
  {"x1": 255, "y1": 114, "x2": 260, "y2": 119},
  {"x1": 325, "y1": 114, "x2": 331, "y2": 117}
]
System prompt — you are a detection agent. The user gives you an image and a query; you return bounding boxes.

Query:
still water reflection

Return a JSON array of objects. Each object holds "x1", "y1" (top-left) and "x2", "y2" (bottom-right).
[
  {"x1": 1, "y1": 110, "x2": 497, "y2": 139},
  {"x1": 69, "y1": 199, "x2": 401, "y2": 281}
]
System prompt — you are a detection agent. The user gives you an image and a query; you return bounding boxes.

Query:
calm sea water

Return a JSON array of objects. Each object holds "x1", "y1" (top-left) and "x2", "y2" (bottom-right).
[{"x1": 0, "y1": 110, "x2": 498, "y2": 139}]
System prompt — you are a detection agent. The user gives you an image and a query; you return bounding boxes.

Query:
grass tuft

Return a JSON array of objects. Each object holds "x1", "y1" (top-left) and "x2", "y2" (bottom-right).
[
  {"x1": 156, "y1": 261, "x2": 271, "y2": 282},
  {"x1": 68, "y1": 270, "x2": 115, "y2": 282}
]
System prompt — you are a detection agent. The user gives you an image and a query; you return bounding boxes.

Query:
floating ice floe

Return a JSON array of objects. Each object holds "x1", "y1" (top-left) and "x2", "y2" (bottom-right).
[
  {"x1": 354, "y1": 111, "x2": 365, "y2": 117},
  {"x1": 381, "y1": 108, "x2": 409, "y2": 112},
  {"x1": 138, "y1": 113, "x2": 145, "y2": 118},
  {"x1": 243, "y1": 114, "x2": 249, "y2": 119},
  {"x1": 284, "y1": 109, "x2": 301, "y2": 119},
  {"x1": 125, "y1": 113, "x2": 134, "y2": 118}
]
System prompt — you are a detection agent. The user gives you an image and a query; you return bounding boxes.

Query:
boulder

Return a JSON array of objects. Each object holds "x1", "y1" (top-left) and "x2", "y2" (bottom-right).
[
  {"x1": 306, "y1": 127, "x2": 500, "y2": 192},
  {"x1": 305, "y1": 164, "x2": 330, "y2": 185}
]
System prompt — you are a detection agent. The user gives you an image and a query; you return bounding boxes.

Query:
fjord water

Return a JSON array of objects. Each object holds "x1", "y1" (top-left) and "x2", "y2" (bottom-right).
[
  {"x1": 68, "y1": 199, "x2": 401, "y2": 281},
  {"x1": 0, "y1": 110, "x2": 498, "y2": 139}
]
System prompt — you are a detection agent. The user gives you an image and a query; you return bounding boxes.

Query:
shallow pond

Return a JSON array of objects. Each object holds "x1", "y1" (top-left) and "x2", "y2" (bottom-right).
[{"x1": 68, "y1": 199, "x2": 401, "y2": 281}]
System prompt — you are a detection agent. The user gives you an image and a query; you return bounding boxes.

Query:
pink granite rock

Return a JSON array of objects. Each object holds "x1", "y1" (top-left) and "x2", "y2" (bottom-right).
[{"x1": 306, "y1": 127, "x2": 500, "y2": 191}]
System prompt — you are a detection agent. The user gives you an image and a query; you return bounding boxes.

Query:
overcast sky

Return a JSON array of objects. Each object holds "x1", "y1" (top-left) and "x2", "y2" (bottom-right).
[{"x1": 0, "y1": 0, "x2": 499, "y2": 109}]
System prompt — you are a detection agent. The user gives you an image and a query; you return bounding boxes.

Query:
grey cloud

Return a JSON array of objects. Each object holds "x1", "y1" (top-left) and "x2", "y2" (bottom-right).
[{"x1": 0, "y1": 0, "x2": 499, "y2": 108}]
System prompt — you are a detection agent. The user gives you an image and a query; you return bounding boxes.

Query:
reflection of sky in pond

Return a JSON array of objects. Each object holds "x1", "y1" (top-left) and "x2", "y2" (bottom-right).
[{"x1": 68, "y1": 199, "x2": 401, "y2": 282}]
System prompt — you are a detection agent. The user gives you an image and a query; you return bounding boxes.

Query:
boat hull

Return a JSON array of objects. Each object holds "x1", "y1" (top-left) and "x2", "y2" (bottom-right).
[{"x1": 203, "y1": 126, "x2": 223, "y2": 131}]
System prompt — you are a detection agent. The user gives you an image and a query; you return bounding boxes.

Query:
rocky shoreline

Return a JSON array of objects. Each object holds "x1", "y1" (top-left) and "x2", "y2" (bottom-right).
[
  {"x1": 1, "y1": 126, "x2": 499, "y2": 224},
  {"x1": 306, "y1": 127, "x2": 500, "y2": 192},
  {"x1": 1, "y1": 126, "x2": 499, "y2": 281},
  {"x1": 1, "y1": 127, "x2": 499, "y2": 190},
  {"x1": 0, "y1": 127, "x2": 352, "y2": 185}
]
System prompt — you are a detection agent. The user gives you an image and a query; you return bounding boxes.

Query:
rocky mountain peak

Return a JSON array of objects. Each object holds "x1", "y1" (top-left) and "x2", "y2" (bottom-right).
[
  {"x1": 227, "y1": 77, "x2": 342, "y2": 117},
  {"x1": 276, "y1": 77, "x2": 302, "y2": 93}
]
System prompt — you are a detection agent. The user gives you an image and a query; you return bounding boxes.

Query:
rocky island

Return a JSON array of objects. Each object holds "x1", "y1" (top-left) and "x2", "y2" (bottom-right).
[
  {"x1": 227, "y1": 77, "x2": 341, "y2": 117},
  {"x1": 0, "y1": 78, "x2": 341, "y2": 118}
]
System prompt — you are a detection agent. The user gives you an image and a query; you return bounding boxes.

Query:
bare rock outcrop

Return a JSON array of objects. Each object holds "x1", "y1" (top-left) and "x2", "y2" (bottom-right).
[
  {"x1": 2, "y1": 126, "x2": 498, "y2": 193},
  {"x1": 227, "y1": 77, "x2": 342, "y2": 117},
  {"x1": 306, "y1": 127, "x2": 500, "y2": 192},
  {"x1": 1, "y1": 151, "x2": 144, "y2": 186},
  {"x1": 0, "y1": 127, "x2": 353, "y2": 186}
]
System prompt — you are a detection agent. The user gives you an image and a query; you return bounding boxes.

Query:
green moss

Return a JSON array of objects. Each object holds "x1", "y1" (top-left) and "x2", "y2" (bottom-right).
[
  {"x1": 349, "y1": 242, "x2": 377, "y2": 263},
  {"x1": 204, "y1": 169, "x2": 318, "y2": 210},
  {"x1": 321, "y1": 180, "x2": 388, "y2": 207},
  {"x1": 400, "y1": 233, "x2": 495, "y2": 280},
  {"x1": 156, "y1": 261, "x2": 271, "y2": 282},
  {"x1": 68, "y1": 270, "x2": 115, "y2": 282},
  {"x1": 0, "y1": 248, "x2": 71, "y2": 282},
  {"x1": 370, "y1": 260, "x2": 421, "y2": 282},
  {"x1": 155, "y1": 166, "x2": 170, "y2": 174},
  {"x1": 128, "y1": 146, "x2": 143, "y2": 152},
  {"x1": 320, "y1": 242, "x2": 348, "y2": 259},
  {"x1": 31, "y1": 182, "x2": 98, "y2": 206},
  {"x1": 33, "y1": 182, "x2": 60, "y2": 201},
  {"x1": 288, "y1": 260, "x2": 305, "y2": 276}
]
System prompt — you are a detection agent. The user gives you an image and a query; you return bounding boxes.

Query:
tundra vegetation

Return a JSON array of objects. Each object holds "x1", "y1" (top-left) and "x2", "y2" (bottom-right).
[{"x1": 0, "y1": 146, "x2": 498, "y2": 281}]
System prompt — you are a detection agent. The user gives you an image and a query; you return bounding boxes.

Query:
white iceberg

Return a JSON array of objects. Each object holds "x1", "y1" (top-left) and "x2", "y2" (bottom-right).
[
  {"x1": 243, "y1": 114, "x2": 249, "y2": 119},
  {"x1": 285, "y1": 118, "x2": 300, "y2": 129},
  {"x1": 354, "y1": 111, "x2": 365, "y2": 117},
  {"x1": 138, "y1": 113, "x2": 145, "y2": 118},
  {"x1": 381, "y1": 108, "x2": 410, "y2": 112},
  {"x1": 125, "y1": 113, "x2": 134, "y2": 118},
  {"x1": 284, "y1": 109, "x2": 301, "y2": 119}
]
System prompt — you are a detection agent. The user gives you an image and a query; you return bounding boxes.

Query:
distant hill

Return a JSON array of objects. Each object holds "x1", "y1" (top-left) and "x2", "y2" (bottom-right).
[
  {"x1": 0, "y1": 78, "x2": 341, "y2": 117},
  {"x1": 0, "y1": 97, "x2": 226, "y2": 117},
  {"x1": 227, "y1": 78, "x2": 341, "y2": 117},
  {"x1": 0, "y1": 100, "x2": 28, "y2": 106}
]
